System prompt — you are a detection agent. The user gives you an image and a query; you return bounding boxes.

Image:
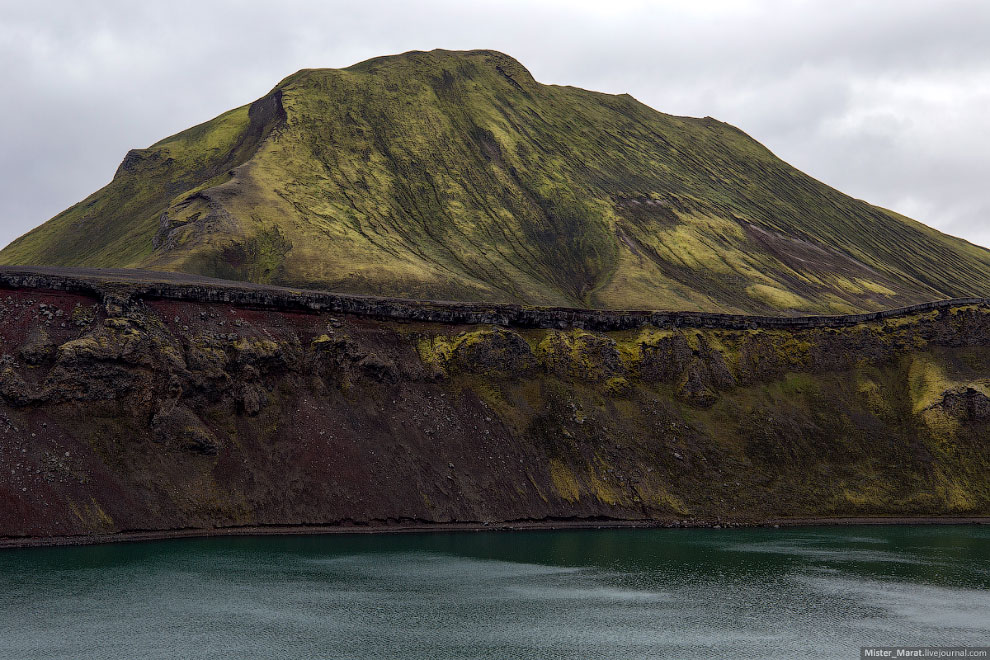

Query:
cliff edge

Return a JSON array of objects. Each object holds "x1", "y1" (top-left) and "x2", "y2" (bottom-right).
[{"x1": 0, "y1": 269, "x2": 988, "y2": 545}]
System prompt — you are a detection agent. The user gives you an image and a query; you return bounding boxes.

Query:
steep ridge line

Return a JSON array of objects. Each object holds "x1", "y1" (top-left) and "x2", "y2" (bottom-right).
[{"x1": 0, "y1": 266, "x2": 986, "y2": 332}]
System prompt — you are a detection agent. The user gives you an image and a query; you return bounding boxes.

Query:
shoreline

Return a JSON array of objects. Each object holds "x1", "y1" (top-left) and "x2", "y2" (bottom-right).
[{"x1": 3, "y1": 516, "x2": 988, "y2": 550}]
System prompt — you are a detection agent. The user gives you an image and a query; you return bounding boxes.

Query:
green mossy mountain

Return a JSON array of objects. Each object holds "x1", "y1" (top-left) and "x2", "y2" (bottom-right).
[{"x1": 4, "y1": 49, "x2": 990, "y2": 313}]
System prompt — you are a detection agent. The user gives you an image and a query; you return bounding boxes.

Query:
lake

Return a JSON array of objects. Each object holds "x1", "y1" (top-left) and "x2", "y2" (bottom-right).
[{"x1": 1, "y1": 525, "x2": 988, "y2": 659}]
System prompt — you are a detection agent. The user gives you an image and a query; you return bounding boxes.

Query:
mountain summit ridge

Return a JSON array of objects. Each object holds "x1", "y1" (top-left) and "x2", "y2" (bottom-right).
[{"x1": 3, "y1": 48, "x2": 989, "y2": 314}]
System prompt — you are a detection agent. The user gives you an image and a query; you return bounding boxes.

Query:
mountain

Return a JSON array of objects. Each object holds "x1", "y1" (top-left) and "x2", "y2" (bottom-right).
[{"x1": 3, "y1": 48, "x2": 990, "y2": 313}]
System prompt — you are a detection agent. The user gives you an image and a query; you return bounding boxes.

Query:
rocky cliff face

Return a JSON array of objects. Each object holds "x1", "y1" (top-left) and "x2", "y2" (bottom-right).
[{"x1": 1, "y1": 277, "x2": 989, "y2": 543}]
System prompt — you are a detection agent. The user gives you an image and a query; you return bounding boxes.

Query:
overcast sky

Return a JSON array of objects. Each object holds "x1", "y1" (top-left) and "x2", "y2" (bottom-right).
[{"x1": 2, "y1": 0, "x2": 988, "y2": 251}]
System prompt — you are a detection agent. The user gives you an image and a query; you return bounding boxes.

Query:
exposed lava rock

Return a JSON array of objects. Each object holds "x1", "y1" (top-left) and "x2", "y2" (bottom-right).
[
  {"x1": 0, "y1": 272, "x2": 988, "y2": 544},
  {"x1": 152, "y1": 404, "x2": 222, "y2": 455},
  {"x1": 447, "y1": 327, "x2": 536, "y2": 379},
  {"x1": 934, "y1": 387, "x2": 990, "y2": 421}
]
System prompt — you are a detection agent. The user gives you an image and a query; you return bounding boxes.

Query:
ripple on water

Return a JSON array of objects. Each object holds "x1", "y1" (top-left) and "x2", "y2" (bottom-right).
[{"x1": 798, "y1": 572, "x2": 990, "y2": 633}]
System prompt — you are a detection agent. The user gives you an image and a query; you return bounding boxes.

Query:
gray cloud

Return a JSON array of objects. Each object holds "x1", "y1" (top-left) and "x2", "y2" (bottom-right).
[{"x1": 1, "y1": 0, "x2": 988, "y2": 250}]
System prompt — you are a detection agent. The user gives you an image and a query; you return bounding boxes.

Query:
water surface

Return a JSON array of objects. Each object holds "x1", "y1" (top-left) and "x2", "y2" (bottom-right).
[{"x1": 1, "y1": 525, "x2": 988, "y2": 659}]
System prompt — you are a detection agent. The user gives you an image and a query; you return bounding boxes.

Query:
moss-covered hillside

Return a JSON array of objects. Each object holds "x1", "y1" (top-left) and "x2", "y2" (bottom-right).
[{"x1": 4, "y1": 49, "x2": 990, "y2": 313}]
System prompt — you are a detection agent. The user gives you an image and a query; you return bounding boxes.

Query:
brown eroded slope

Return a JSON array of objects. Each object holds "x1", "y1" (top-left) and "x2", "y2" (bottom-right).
[{"x1": 1, "y1": 275, "x2": 989, "y2": 544}]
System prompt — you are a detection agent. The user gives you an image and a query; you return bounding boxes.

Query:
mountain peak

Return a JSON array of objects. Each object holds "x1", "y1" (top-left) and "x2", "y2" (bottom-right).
[
  {"x1": 346, "y1": 48, "x2": 531, "y2": 74},
  {"x1": 276, "y1": 48, "x2": 538, "y2": 97}
]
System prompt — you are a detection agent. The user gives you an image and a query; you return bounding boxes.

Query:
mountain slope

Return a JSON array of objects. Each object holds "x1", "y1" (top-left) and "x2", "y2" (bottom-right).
[{"x1": 4, "y1": 48, "x2": 990, "y2": 313}]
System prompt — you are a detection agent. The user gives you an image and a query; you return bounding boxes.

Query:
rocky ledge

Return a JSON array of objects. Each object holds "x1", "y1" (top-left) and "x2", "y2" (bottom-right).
[{"x1": 1, "y1": 265, "x2": 987, "y2": 331}]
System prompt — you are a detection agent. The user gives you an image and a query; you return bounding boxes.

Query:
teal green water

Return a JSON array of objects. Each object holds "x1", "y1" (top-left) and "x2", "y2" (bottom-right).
[{"x1": 0, "y1": 526, "x2": 988, "y2": 659}]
